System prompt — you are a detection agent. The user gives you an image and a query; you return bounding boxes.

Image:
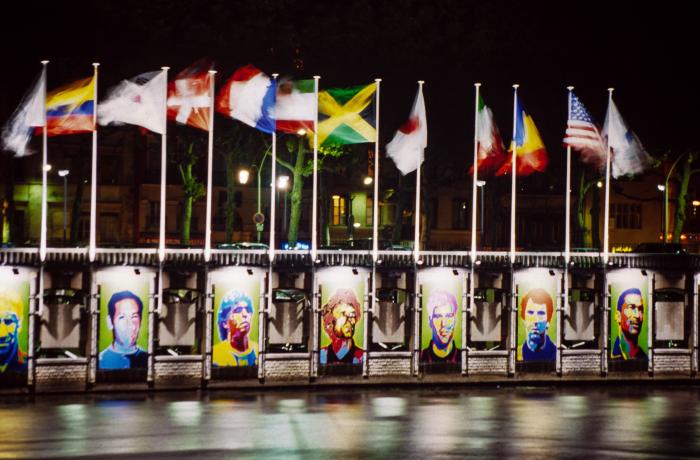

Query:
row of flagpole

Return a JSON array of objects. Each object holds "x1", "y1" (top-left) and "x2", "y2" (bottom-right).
[{"x1": 9, "y1": 60, "x2": 646, "y2": 266}]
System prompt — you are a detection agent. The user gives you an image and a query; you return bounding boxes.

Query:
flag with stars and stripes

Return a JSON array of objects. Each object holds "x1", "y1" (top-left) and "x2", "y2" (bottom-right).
[{"x1": 564, "y1": 92, "x2": 606, "y2": 168}]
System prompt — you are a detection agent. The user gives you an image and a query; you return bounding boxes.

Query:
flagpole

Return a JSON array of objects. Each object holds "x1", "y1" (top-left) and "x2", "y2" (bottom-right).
[
  {"x1": 89, "y1": 63, "x2": 99, "y2": 262},
  {"x1": 158, "y1": 66, "x2": 169, "y2": 263},
  {"x1": 204, "y1": 70, "x2": 217, "y2": 262},
  {"x1": 413, "y1": 81, "x2": 424, "y2": 263},
  {"x1": 39, "y1": 60, "x2": 49, "y2": 262},
  {"x1": 311, "y1": 75, "x2": 320, "y2": 262},
  {"x1": 510, "y1": 84, "x2": 519, "y2": 264},
  {"x1": 565, "y1": 86, "x2": 573, "y2": 264},
  {"x1": 269, "y1": 73, "x2": 278, "y2": 262},
  {"x1": 372, "y1": 78, "x2": 381, "y2": 261},
  {"x1": 470, "y1": 83, "x2": 481, "y2": 262},
  {"x1": 603, "y1": 88, "x2": 614, "y2": 264}
]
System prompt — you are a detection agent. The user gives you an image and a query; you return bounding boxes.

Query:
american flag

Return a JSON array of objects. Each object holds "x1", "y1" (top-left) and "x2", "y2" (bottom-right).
[{"x1": 564, "y1": 92, "x2": 606, "y2": 167}]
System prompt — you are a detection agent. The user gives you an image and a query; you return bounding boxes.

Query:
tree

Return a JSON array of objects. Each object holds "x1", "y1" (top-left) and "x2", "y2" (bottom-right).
[
  {"x1": 178, "y1": 142, "x2": 205, "y2": 245},
  {"x1": 669, "y1": 152, "x2": 699, "y2": 243},
  {"x1": 215, "y1": 124, "x2": 267, "y2": 243},
  {"x1": 275, "y1": 137, "x2": 353, "y2": 248}
]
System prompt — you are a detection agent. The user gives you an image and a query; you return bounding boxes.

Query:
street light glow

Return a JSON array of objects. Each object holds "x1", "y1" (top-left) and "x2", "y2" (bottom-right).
[
  {"x1": 238, "y1": 169, "x2": 250, "y2": 185},
  {"x1": 596, "y1": 181, "x2": 603, "y2": 188},
  {"x1": 363, "y1": 176, "x2": 373, "y2": 186},
  {"x1": 58, "y1": 169, "x2": 70, "y2": 177},
  {"x1": 476, "y1": 180, "x2": 486, "y2": 187},
  {"x1": 657, "y1": 184, "x2": 666, "y2": 191},
  {"x1": 296, "y1": 128, "x2": 307, "y2": 136},
  {"x1": 693, "y1": 200, "x2": 700, "y2": 207},
  {"x1": 43, "y1": 164, "x2": 52, "y2": 172},
  {"x1": 277, "y1": 175, "x2": 290, "y2": 189}
]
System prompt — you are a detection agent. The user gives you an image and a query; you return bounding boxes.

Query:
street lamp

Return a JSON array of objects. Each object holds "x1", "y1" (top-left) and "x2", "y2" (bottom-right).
[
  {"x1": 657, "y1": 184, "x2": 666, "y2": 239},
  {"x1": 255, "y1": 149, "x2": 271, "y2": 243},
  {"x1": 277, "y1": 175, "x2": 290, "y2": 232},
  {"x1": 476, "y1": 180, "x2": 485, "y2": 246},
  {"x1": 58, "y1": 169, "x2": 69, "y2": 245},
  {"x1": 238, "y1": 168, "x2": 250, "y2": 185}
]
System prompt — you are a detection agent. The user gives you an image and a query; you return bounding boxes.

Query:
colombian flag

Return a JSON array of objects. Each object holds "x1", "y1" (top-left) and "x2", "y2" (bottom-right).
[
  {"x1": 44, "y1": 76, "x2": 95, "y2": 136},
  {"x1": 495, "y1": 95, "x2": 548, "y2": 176}
]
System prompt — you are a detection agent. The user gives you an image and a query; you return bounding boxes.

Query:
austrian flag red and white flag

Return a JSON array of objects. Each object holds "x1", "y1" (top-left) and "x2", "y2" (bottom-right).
[
  {"x1": 386, "y1": 84, "x2": 427, "y2": 175},
  {"x1": 167, "y1": 60, "x2": 213, "y2": 131}
]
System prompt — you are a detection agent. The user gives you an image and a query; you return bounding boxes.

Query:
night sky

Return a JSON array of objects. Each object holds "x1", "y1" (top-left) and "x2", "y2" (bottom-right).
[{"x1": 1, "y1": 0, "x2": 697, "y2": 181}]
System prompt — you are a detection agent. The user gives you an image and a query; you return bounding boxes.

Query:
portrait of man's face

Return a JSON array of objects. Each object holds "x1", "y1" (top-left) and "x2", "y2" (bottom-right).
[
  {"x1": 431, "y1": 302, "x2": 456, "y2": 347},
  {"x1": 619, "y1": 293, "x2": 643, "y2": 336},
  {"x1": 110, "y1": 298, "x2": 141, "y2": 348},
  {"x1": 0, "y1": 311, "x2": 19, "y2": 359},
  {"x1": 331, "y1": 302, "x2": 357, "y2": 339},
  {"x1": 524, "y1": 298, "x2": 549, "y2": 349},
  {"x1": 226, "y1": 300, "x2": 252, "y2": 339}
]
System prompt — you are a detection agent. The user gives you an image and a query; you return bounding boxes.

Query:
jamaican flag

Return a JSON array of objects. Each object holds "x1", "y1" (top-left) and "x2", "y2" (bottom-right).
[{"x1": 317, "y1": 83, "x2": 377, "y2": 145}]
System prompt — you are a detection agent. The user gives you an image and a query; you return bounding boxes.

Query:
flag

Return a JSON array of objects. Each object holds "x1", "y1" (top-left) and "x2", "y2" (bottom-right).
[
  {"x1": 564, "y1": 92, "x2": 605, "y2": 168},
  {"x1": 98, "y1": 70, "x2": 167, "y2": 134},
  {"x1": 273, "y1": 78, "x2": 315, "y2": 134},
  {"x1": 602, "y1": 98, "x2": 652, "y2": 178},
  {"x1": 496, "y1": 96, "x2": 548, "y2": 176},
  {"x1": 167, "y1": 60, "x2": 212, "y2": 131},
  {"x1": 317, "y1": 83, "x2": 376, "y2": 145},
  {"x1": 216, "y1": 64, "x2": 275, "y2": 134},
  {"x1": 1, "y1": 68, "x2": 46, "y2": 157},
  {"x1": 386, "y1": 85, "x2": 427, "y2": 175},
  {"x1": 469, "y1": 94, "x2": 506, "y2": 176},
  {"x1": 45, "y1": 76, "x2": 95, "y2": 136}
]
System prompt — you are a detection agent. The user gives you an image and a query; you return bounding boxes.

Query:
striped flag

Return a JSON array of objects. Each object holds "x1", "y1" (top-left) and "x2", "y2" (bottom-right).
[{"x1": 564, "y1": 92, "x2": 605, "y2": 168}]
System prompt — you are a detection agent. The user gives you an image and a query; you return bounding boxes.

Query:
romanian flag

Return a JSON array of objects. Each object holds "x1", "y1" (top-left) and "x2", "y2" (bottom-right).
[
  {"x1": 44, "y1": 76, "x2": 95, "y2": 136},
  {"x1": 317, "y1": 83, "x2": 376, "y2": 145},
  {"x1": 496, "y1": 96, "x2": 548, "y2": 176}
]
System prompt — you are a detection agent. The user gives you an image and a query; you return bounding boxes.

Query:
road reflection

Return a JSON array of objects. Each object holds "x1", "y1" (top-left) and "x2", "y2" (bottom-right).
[{"x1": 1, "y1": 386, "x2": 700, "y2": 458}]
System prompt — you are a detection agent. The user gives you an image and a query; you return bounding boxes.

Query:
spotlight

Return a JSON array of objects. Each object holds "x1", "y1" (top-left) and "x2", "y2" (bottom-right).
[
  {"x1": 548, "y1": 269, "x2": 555, "y2": 276},
  {"x1": 352, "y1": 268, "x2": 358, "y2": 275},
  {"x1": 452, "y1": 269, "x2": 459, "y2": 276},
  {"x1": 416, "y1": 259, "x2": 424, "y2": 265},
  {"x1": 134, "y1": 268, "x2": 141, "y2": 275},
  {"x1": 474, "y1": 260, "x2": 482, "y2": 266},
  {"x1": 12, "y1": 267, "x2": 19, "y2": 275},
  {"x1": 641, "y1": 270, "x2": 648, "y2": 276},
  {"x1": 247, "y1": 268, "x2": 254, "y2": 275},
  {"x1": 376, "y1": 259, "x2": 383, "y2": 265}
]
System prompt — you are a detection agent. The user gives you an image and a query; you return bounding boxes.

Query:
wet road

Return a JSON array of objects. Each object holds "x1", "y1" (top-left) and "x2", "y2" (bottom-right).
[{"x1": 2, "y1": 385, "x2": 700, "y2": 459}]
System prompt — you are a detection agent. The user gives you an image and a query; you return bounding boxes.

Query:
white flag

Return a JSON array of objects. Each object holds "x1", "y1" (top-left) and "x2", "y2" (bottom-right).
[
  {"x1": 602, "y1": 99, "x2": 652, "y2": 178},
  {"x1": 98, "y1": 70, "x2": 167, "y2": 134},
  {"x1": 1, "y1": 68, "x2": 46, "y2": 157},
  {"x1": 386, "y1": 85, "x2": 427, "y2": 175}
]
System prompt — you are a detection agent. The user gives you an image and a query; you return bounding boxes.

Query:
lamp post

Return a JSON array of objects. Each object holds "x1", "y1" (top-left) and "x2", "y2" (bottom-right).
[
  {"x1": 58, "y1": 169, "x2": 69, "y2": 245},
  {"x1": 476, "y1": 180, "x2": 485, "y2": 246},
  {"x1": 277, "y1": 175, "x2": 290, "y2": 233},
  {"x1": 242, "y1": 148, "x2": 271, "y2": 243},
  {"x1": 658, "y1": 184, "x2": 666, "y2": 239}
]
